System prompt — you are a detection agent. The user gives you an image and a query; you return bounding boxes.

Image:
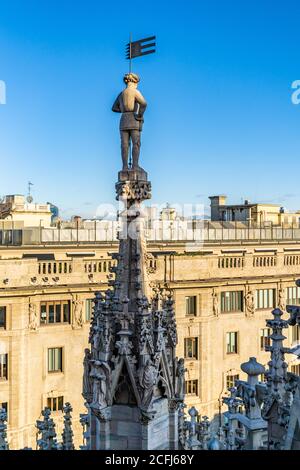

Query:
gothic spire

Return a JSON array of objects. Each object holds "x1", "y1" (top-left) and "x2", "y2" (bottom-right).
[
  {"x1": 36, "y1": 408, "x2": 59, "y2": 450},
  {"x1": 82, "y1": 167, "x2": 183, "y2": 449},
  {"x1": 61, "y1": 403, "x2": 75, "y2": 450}
]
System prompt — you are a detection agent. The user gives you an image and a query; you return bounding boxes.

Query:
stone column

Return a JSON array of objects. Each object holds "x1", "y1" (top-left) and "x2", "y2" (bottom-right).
[
  {"x1": 90, "y1": 408, "x2": 111, "y2": 450},
  {"x1": 168, "y1": 401, "x2": 179, "y2": 450}
]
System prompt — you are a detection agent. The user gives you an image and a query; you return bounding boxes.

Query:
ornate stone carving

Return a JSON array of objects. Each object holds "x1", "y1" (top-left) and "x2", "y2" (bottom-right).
[
  {"x1": 90, "y1": 361, "x2": 110, "y2": 410},
  {"x1": 61, "y1": 403, "x2": 75, "y2": 450},
  {"x1": 183, "y1": 407, "x2": 201, "y2": 450},
  {"x1": 138, "y1": 312, "x2": 154, "y2": 355},
  {"x1": 245, "y1": 288, "x2": 255, "y2": 317},
  {"x1": 116, "y1": 180, "x2": 152, "y2": 202},
  {"x1": 198, "y1": 415, "x2": 210, "y2": 450},
  {"x1": 175, "y1": 358, "x2": 186, "y2": 400},
  {"x1": 178, "y1": 402, "x2": 187, "y2": 447},
  {"x1": 262, "y1": 308, "x2": 292, "y2": 448},
  {"x1": 72, "y1": 294, "x2": 83, "y2": 329},
  {"x1": 140, "y1": 409, "x2": 156, "y2": 425},
  {"x1": 222, "y1": 387, "x2": 245, "y2": 450},
  {"x1": 28, "y1": 302, "x2": 39, "y2": 331},
  {"x1": 278, "y1": 283, "x2": 286, "y2": 312},
  {"x1": 230, "y1": 356, "x2": 268, "y2": 449},
  {"x1": 36, "y1": 408, "x2": 59, "y2": 450},
  {"x1": 212, "y1": 289, "x2": 219, "y2": 317},
  {"x1": 139, "y1": 359, "x2": 158, "y2": 408},
  {"x1": 168, "y1": 399, "x2": 179, "y2": 412},
  {"x1": 79, "y1": 413, "x2": 90, "y2": 450},
  {"x1": 163, "y1": 292, "x2": 178, "y2": 347},
  {"x1": 284, "y1": 377, "x2": 300, "y2": 449},
  {"x1": 223, "y1": 387, "x2": 242, "y2": 414},
  {"x1": 91, "y1": 405, "x2": 111, "y2": 422},
  {"x1": 82, "y1": 348, "x2": 93, "y2": 404}
]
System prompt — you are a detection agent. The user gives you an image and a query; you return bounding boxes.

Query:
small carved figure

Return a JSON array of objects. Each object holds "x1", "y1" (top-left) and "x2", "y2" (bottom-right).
[
  {"x1": 176, "y1": 358, "x2": 187, "y2": 400},
  {"x1": 139, "y1": 359, "x2": 157, "y2": 407},
  {"x1": 245, "y1": 289, "x2": 255, "y2": 317},
  {"x1": 278, "y1": 284, "x2": 286, "y2": 312},
  {"x1": 72, "y1": 295, "x2": 83, "y2": 328},
  {"x1": 212, "y1": 290, "x2": 219, "y2": 317},
  {"x1": 82, "y1": 349, "x2": 93, "y2": 403},
  {"x1": 29, "y1": 302, "x2": 38, "y2": 331},
  {"x1": 90, "y1": 362, "x2": 107, "y2": 409},
  {"x1": 92, "y1": 325, "x2": 100, "y2": 353}
]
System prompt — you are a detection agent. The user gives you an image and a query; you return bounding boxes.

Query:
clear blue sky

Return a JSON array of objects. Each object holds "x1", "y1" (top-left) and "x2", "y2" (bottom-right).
[{"x1": 0, "y1": 0, "x2": 300, "y2": 219}]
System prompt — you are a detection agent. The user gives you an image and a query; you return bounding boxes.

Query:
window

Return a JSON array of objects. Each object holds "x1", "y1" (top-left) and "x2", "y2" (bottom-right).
[
  {"x1": 287, "y1": 286, "x2": 300, "y2": 305},
  {"x1": 0, "y1": 354, "x2": 8, "y2": 380},
  {"x1": 226, "y1": 374, "x2": 239, "y2": 390},
  {"x1": 47, "y1": 396, "x2": 64, "y2": 412},
  {"x1": 226, "y1": 332, "x2": 238, "y2": 354},
  {"x1": 221, "y1": 291, "x2": 243, "y2": 313},
  {"x1": 260, "y1": 328, "x2": 271, "y2": 350},
  {"x1": 292, "y1": 325, "x2": 300, "y2": 343},
  {"x1": 0, "y1": 307, "x2": 6, "y2": 328},
  {"x1": 48, "y1": 348, "x2": 63, "y2": 373},
  {"x1": 85, "y1": 299, "x2": 93, "y2": 322},
  {"x1": 185, "y1": 380, "x2": 198, "y2": 395},
  {"x1": 40, "y1": 301, "x2": 70, "y2": 325},
  {"x1": 1, "y1": 402, "x2": 7, "y2": 413},
  {"x1": 255, "y1": 289, "x2": 276, "y2": 309},
  {"x1": 184, "y1": 338, "x2": 198, "y2": 360},
  {"x1": 291, "y1": 364, "x2": 300, "y2": 375},
  {"x1": 259, "y1": 373, "x2": 267, "y2": 383},
  {"x1": 185, "y1": 296, "x2": 197, "y2": 316}
]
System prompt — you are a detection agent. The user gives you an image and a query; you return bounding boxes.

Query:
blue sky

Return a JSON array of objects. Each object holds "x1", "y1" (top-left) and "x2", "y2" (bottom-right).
[{"x1": 0, "y1": 0, "x2": 300, "y2": 218}]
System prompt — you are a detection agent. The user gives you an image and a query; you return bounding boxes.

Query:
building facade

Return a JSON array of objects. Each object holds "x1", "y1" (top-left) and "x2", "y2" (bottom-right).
[
  {"x1": 0, "y1": 228, "x2": 300, "y2": 448},
  {"x1": 0, "y1": 195, "x2": 52, "y2": 228},
  {"x1": 209, "y1": 195, "x2": 300, "y2": 226}
]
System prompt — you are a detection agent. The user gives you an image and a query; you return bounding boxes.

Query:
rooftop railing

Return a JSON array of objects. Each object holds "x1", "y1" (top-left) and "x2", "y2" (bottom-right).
[{"x1": 1, "y1": 220, "x2": 300, "y2": 246}]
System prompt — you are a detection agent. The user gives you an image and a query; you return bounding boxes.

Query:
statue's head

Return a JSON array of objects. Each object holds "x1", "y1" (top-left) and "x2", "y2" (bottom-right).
[{"x1": 123, "y1": 73, "x2": 140, "y2": 87}]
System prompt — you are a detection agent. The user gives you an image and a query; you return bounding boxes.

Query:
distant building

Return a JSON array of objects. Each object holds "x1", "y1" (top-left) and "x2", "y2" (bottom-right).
[
  {"x1": 0, "y1": 195, "x2": 52, "y2": 228},
  {"x1": 70, "y1": 215, "x2": 83, "y2": 227},
  {"x1": 209, "y1": 195, "x2": 300, "y2": 226},
  {"x1": 160, "y1": 204, "x2": 181, "y2": 221}
]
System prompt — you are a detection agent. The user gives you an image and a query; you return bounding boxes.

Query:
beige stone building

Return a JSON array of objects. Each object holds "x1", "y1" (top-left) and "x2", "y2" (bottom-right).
[
  {"x1": 0, "y1": 195, "x2": 52, "y2": 228},
  {"x1": 1, "y1": 221, "x2": 300, "y2": 448},
  {"x1": 210, "y1": 195, "x2": 300, "y2": 226}
]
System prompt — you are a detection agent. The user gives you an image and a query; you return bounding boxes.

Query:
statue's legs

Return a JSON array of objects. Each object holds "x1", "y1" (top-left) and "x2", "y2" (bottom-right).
[
  {"x1": 131, "y1": 130, "x2": 141, "y2": 169},
  {"x1": 120, "y1": 130, "x2": 129, "y2": 170}
]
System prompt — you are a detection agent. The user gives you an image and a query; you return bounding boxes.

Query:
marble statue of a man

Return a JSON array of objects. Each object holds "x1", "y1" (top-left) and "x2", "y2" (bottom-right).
[{"x1": 112, "y1": 73, "x2": 147, "y2": 170}]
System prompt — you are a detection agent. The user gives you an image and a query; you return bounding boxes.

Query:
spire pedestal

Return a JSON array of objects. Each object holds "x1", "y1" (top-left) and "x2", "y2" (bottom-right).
[{"x1": 83, "y1": 169, "x2": 183, "y2": 450}]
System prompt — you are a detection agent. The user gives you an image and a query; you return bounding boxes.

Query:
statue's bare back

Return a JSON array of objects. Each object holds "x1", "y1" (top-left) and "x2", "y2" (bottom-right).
[{"x1": 112, "y1": 73, "x2": 147, "y2": 171}]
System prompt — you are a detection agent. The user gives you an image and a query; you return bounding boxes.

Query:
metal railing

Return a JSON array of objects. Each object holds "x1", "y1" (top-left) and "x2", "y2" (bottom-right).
[{"x1": 1, "y1": 222, "x2": 300, "y2": 246}]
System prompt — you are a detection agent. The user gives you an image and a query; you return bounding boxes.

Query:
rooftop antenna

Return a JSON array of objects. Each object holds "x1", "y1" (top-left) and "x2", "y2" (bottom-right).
[{"x1": 27, "y1": 181, "x2": 33, "y2": 203}]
